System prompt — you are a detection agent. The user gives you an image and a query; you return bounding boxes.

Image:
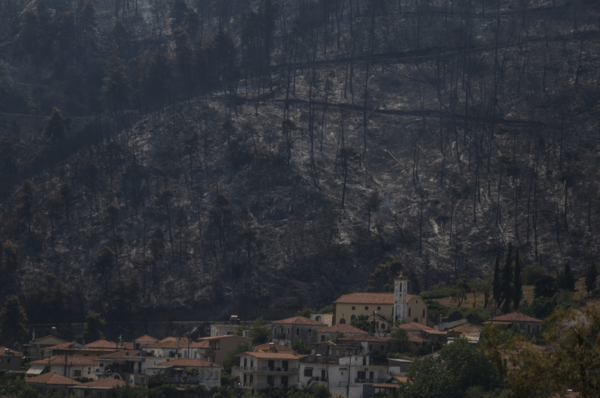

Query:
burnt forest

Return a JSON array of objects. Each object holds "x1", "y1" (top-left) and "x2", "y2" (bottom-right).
[{"x1": 0, "y1": 0, "x2": 599, "y2": 325}]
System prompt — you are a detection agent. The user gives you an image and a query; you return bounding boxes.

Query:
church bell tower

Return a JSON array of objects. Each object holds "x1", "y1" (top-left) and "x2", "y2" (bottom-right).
[{"x1": 393, "y1": 274, "x2": 408, "y2": 322}]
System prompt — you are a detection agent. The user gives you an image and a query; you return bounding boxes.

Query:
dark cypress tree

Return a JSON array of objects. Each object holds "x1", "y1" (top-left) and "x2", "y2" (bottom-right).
[
  {"x1": 501, "y1": 243, "x2": 513, "y2": 313},
  {"x1": 493, "y1": 256, "x2": 501, "y2": 308},
  {"x1": 561, "y1": 262, "x2": 576, "y2": 292},
  {"x1": 585, "y1": 263, "x2": 598, "y2": 296},
  {"x1": 513, "y1": 250, "x2": 523, "y2": 310}
]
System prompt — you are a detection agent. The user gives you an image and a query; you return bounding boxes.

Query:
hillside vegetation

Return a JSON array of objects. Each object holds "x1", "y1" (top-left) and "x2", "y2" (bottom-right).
[{"x1": 0, "y1": 0, "x2": 600, "y2": 323}]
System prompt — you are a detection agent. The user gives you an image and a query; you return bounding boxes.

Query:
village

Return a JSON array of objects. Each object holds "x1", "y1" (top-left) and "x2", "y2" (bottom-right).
[{"x1": 0, "y1": 275, "x2": 548, "y2": 398}]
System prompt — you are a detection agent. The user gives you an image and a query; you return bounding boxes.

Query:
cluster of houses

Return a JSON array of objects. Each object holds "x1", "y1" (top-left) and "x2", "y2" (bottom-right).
[{"x1": 0, "y1": 275, "x2": 545, "y2": 398}]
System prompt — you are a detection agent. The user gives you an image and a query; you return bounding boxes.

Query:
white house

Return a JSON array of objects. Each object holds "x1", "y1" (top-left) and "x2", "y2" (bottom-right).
[
  {"x1": 28, "y1": 355, "x2": 97, "y2": 380},
  {"x1": 235, "y1": 351, "x2": 300, "y2": 394}
]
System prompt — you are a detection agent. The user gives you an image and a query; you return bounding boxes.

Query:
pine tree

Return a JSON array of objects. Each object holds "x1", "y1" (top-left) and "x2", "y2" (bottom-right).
[
  {"x1": 102, "y1": 45, "x2": 129, "y2": 117},
  {"x1": 0, "y1": 296, "x2": 28, "y2": 344},
  {"x1": 585, "y1": 263, "x2": 598, "y2": 297},
  {"x1": 493, "y1": 256, "x2": 501, "y2": 308},
  {"x1": 513, "y1": 250, "x2": 523, "y2": 310},
  {"x1": 501, "y1": 243, "x2": 513, "y2": 313},
  {"x1": 44, "y1": 107, "x2": 68, "y2": 143}
]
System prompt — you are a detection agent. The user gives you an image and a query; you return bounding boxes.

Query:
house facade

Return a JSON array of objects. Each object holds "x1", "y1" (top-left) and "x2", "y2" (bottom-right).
[
  {"x1": 235, "y1": 352, "x2": 300, "y2": 394},
  {"x1": 0, "y1": 347, "x2": 22, "y2": 373},
  {"x1": 28, "y1": 355, "x2": 97, "y2": 380},
  {"x1": 197, "y1": 335, "x2": 253, "y2": 364},
  {"x1": 484, "y1": 313, "x2": 543, "y2": 337},
  {"x1": 146, "y1": 358, "x2": 221, "y2": 390},
  {"x1": 271, "y1": 317, "x2": 328, "y2": 347}
]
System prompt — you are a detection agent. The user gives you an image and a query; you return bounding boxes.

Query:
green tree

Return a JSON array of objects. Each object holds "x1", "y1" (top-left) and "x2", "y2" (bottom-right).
[
  {"x1": 400, "y1": 339, "x2": 500, "y2": 398},
  {"x1": 513, "y1": 250, "x2": 523, "y2": 310},
  {"x1": 585, "y1": 262, "x2": 598, "y2": 296},
  {"x1": 522, "y1": 263, "x2": 546, "y2": 285},
  {"x1": 0, "y1": 296, "x2": 28, "y2": 344},
  {"x1": 389, "y1": 329, "x2": 409, "y2": 354},
  {"x1": 493, "y1": 256, "x2": 501, "y2": 309},
  {"x1": 558, "y1": 262, "x2": 576, "y2": 292},
  {"x1": 534, "y1": 275, "x2": 557, "y2": 299},
  {"x1": 222, "y1": 342, "x2": 252, "y2": 373},
  {"x1": 501, "y1": 244, "x2": 513, "y2": 313},
  {"x1": 292, "y1": 340, "x2": 312, "y2": 355},
  {"x1": 77, "y1": 313, "x2": 105, "y2": 344},
  {"x1": 250, "y1": 317, "x2": 270, "y2": 345},
  {"x1": 351, "y1": 315, "x2": 370, "y2": 332},
  {"x1": 114, "y1": 384, "x2": 148, "y2": 398}
]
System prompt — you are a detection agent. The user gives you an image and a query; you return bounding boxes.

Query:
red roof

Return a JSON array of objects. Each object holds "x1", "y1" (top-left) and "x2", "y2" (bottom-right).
[
  {"x1": 317, "y1": 324, "x2": 368, "y2": 335},
  {"x1": 334, "y1": 293, "x2": 417, "y2": 304},
  {"x1": 26, "y1": 372, "x2": 81, "y2": 386},
  {"x1": 338, "y1": 335, "x2": 390, "y2": 342},
  {"x1": 271, "y1": 317, "x2": 327, "y2": 326},
  {"x1": 134, "y1": 335, "x2": 158, "y2": 343},
  {"x1": 86, "y1": 340, "x2": 118, "y2": 349},
  {"x1": 198, "y1": 335, "x2": 252, "y2": 342},
  {"x1": 0, "y1": 346, "x2": 21, "y2": 356},
  {"x1": 486, "y1": 312, "x2": 542, "y2": 323},
  {"x1": 97, "y1": 350, "x2": 139, "y2": 360},
  {"x1": 253, "y1": 343, "x2": 293, "y2": 352},
  {"x1": 31, "y1": 355, "x2": 96, "y2": 366},
  {"x1": 397, "y1": 322, "x2": 446, "y2": 335}
]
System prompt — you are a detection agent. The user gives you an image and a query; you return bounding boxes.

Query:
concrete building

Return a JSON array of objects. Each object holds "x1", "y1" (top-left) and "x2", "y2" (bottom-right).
[
  {"x1": 483, "y1": 313, "x2": 543, "y2": 337},
  {"x1": 310, "y1": 313, "x2": 333, "y2": 326},
  {"x1": 28, "y1": 355, "x2": 97, "y2": 380},
  {"x1": 146, "y1": 358, "x2": 221, "y2": 390},
  {"x1": 0, "y1": 346, "x2": 22, "y2": 374},
  {"x1": 26, "y1": 372, "x2": 82, "y2": 396},
  {"x1": 333, "y1": 276, "x2": 427, "y2": 326},
  {"x1": 316, "y1": 324, "x2": 367, "y2": 342},
  {"x1": 271, "y1": 317, "x2": 328, "y2": 347},
  {"x1": 23, "y1": 335, "x2": 68, "y2": 360},
  {"x1": 197, "y1": 335, "x2": 253, "y2": 364},
  {"x1": 235, "y1": 351, "x2": 300, "y2": 394}
]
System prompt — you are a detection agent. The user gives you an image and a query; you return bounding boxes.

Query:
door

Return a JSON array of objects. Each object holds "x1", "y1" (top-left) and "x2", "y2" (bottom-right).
[
  {"x1": 369, "y1": 371, "x2": 374, "y2": 383},
  {"x1": 282, "y1": 376, "x2": 288, "y2": 388},
  {"x1": 282, "y1": 360, "x2": 288, "y2": 371},
  {"x1": 321, "y1": 369, "x2": 326, "y2": 381},
  {"x1": 268, "y1": 360, "x2": 275, "y2": 371}
]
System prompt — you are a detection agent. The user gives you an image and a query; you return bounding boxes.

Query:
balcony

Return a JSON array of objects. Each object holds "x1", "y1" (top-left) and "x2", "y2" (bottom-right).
[
  {"x1": 254, "y1": 367, "x2": 297, "y2": 374},
  {"x1": 355, "y1": 378, "x2": 386, "y2": 384}
]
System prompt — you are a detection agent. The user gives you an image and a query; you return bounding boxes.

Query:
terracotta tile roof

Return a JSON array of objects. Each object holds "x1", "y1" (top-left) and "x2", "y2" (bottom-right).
[
  {"x1": 317, "y1": 324, "x2": 369, "y2": 335},
  {"x1": 253, "y1": 343, "x2": 293, "y2": 353},
  {"x1": 334, "y1": 293, "x2": 417, "y2": 304},
  {"x1": 46, "y1": 342, "x2": 77, "y2": 351},
  {"x1": 77, "y1": 379, "x2": 127, "y2": 389},
  {"x1": 338, "y1": 335, "x2": 390, "y2": 342},
  {"x1": 26, "y1": 372, "x2": 82, "y2": 386},
  {"x1": 397, "y1": 322, "x2": 446, "y2": 335},
  {"x1": 239, "y1": 351, "x2": 300, "y2": 360},
  {"x1": 134, "y1": 335, "x2": 158, "y2": 343},
  {"x1": 86, "y1": 340, "x2": 118, "y2": 349},
  {"x1": 372, "y1": 383, "x2": 401, "y2": 389},
  {"x1": 30, "y1": 336, "x2": 68, "y2": 345},
  {"x1": 30, "y1": 355, "x2": 96, "y2": 366},
  {"x1": 121, "y1": 342, "x2": 135, "y2": 350},
  {"x1": 406, "y1": 334, "x2": 425, "y2": 343},
  {"x1": 393, "y1": 376, "x2": 411, "y2": 384},
  {"x1": 155, "y1": 358, "x2": 218, "y2": 368},
  {"x1": 0, "y1": 346, "x2": 21, "y2": 356},
  {"x1": 271, "y1": 317, "x2": 327, "y2": 326},
  {"x1": 447, "y1": 323, "x2": 482, "y2": 336},
  {"x1": 159, "y1": 337, "x2": 180, "y2": 343},
  {"x1": 486, "y1": 312, "x2": 542, "y2": 323},
  {"x1": 97, "y1": 350, "x2": 139, "y2": 360}
]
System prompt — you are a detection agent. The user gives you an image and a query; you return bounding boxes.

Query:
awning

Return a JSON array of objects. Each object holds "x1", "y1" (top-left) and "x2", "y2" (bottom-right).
[{"x1": 26, "y1": 366, "x2": 45, "y2": 376}]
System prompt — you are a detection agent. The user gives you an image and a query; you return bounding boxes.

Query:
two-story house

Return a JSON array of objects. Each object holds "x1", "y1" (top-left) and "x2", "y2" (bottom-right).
[
  {"x1": 23, "y1": 335, "x2": 68, "y2": 360},
  {"x1": 235, "y1": 351, "x2": 300, "y2": 394},
  {"x1": 0, "y1": 347, "x2": 22, "y2": 374},
  {"x1": 146, "y1": 358, "x2": 221, "y2": 390},
  {"x1": 271, "y1": 317, "x2": 327, "y2": 347},
  {"x1": 197, "y1": 335, "x2": 253, "y2": 364}
]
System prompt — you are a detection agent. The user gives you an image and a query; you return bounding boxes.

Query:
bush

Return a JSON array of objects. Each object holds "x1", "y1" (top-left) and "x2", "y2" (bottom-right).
[{"x1": 522, "y1": 263, "x2": 547, "y2": 285}]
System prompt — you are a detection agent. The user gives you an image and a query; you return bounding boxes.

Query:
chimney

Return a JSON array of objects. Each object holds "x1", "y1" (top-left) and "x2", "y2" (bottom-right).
[{"x1": 269, "y1": 342, "x2": 277, "y2": 353}]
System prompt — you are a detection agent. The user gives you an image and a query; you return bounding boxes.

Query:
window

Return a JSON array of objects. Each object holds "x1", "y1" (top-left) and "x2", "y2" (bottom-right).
[
  {"x1": 408, "y1": 308, "x2": 411, "y2": 317},
  {"x1": 339, "y1": 318, "x2": 346, "y2": 324},
  {"x1": 352, "y1": 306, "x2": 356, "y2": 310},
  {"x1": 377, "y1": 307, "x2": 381, "y2": 311},
  {"x1": 296, "y1": 328, "x2": 300, "y2": 336},
  {"x1": 351, "y1": 315, "x2": 356, "y2": 321},
  {"x1": 88, "y1": 368, "x2": 91, "y2": 374},
  {"x1": 304, "y1": 368, "x2": 313, "y2": 377},
  {"x1": 316, "y1": 316, "x2": 321, "y2": 322},
  {"x1": 7, "y1": 358, "x2": 10, "y2": 364},
  {"x1": 381, "y1": 323, "x2": 386, "y2": 330},
  {"x1": 528, "y1": 325, "x2": 531, "y2": 333},
  {"x1": 365, "y1": 306, "x2": 369, "y2": 310},
  {"x1": 214, "y1": 371, "x2": 219, "y2": 380},
  {"x1": 308, "y1": 329, "x2": 312, "y2": 334},
  {"x1": 422, "y1": 309, "x2": 425, "y2": 318},
  {"x1": 100, "y1": 363, "x2": 104, "y2": 367}
]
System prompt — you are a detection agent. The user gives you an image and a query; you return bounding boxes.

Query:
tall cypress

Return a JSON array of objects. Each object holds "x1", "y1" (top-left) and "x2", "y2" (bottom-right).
[
  {"x1": 562, "y1": 262, "x2": 576, "y2": 292},
  {"x1": 493, "y1": 256, "x2": 501, "y2": 308},
  {"x1": 501, "y1": 243, "x2": 513, "y2": 313},
  {"x1": 585, "y1": 263, "x2": 598, "y2": 296},
  {"x1": 513, "y1": 250, "x2": 523, "y2": 310}
]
